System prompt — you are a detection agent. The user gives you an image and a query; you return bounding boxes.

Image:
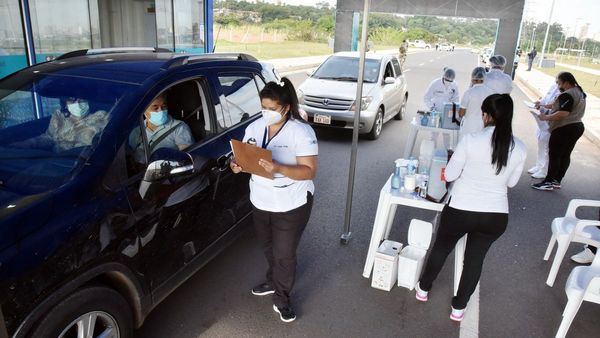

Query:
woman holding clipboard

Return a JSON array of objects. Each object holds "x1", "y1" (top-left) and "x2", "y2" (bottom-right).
[{"x1": 230, "y1": 77, "x2": 318, "y2": 323}]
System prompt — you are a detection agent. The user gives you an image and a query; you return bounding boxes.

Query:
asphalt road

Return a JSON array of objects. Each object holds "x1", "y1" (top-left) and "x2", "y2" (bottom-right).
[{"x1": 135, "y1": 50, "x2": 600, "y2": 337}]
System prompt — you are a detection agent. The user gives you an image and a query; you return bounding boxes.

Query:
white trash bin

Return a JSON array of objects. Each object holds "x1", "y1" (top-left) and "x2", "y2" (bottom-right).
[
  {"x1": 371, "y1": 240, "x2": 403, "y2": 291},
  {"x1": 397, "y1": 219, "x2": 433, "y2": 290}
]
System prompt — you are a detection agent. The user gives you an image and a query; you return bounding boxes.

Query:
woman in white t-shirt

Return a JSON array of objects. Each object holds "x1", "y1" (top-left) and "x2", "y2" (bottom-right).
[
  {"x1": 230, "y1": 77, "x2": 318, "y2": 323},
  {"x1": 458, "y1": 67, "x2": 493, "y2": 140},
  {"x1": 415, "y1": 94, "x2": 526, "y2": 322}
]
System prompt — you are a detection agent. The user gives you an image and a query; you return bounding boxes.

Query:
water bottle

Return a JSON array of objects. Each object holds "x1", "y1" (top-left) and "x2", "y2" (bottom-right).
[
  {"x1": 391, "y1": 160, "x2": 402, "y2": 190},
  {"x1": 407, "y1": 156, "x2": 417, "y2": 175},
  {"x1": 420, "y1": 113, "x2": 429, "y2": 126}
]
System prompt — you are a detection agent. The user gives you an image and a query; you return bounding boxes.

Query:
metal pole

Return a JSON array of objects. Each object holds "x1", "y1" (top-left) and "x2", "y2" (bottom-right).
[
  {"x1": 578, "y1": 39, "x2": 585, "y2": 66},
  {"x1": 538, "y1": 0, "x2": 556, "y2": 67},
  {"x1": 341, "y1": 0, "x2": 370, "y2": 245},
  {"x1": 0, "y1": 307, "x2": 8, "y2": 338}
]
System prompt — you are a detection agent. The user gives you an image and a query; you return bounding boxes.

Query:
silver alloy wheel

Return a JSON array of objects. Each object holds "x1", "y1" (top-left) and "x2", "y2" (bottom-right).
[
  {"x1": 58, "y1": 311, "x2": 120, "y2": 338},
  {"x1": 375, "y1": 110, "x2": 383, "y2": 136}
]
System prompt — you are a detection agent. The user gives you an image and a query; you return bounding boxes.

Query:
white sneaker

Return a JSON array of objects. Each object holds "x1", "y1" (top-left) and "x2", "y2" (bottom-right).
[
  {"x1": 415, "y1": 282, "x2": 428, "y2": 302},
  {"x1": 531, "y1": 171, "x2": 546, "y2": 179},
  {"x1": 450, "y1": 307, "x2": 465, "y2": 322},
  {"x1": 527, "y1": 166, "x2": 539, "y2": 174},
  {"x1": 571, "y1": 248, "x2": 595, "y2": 264}
]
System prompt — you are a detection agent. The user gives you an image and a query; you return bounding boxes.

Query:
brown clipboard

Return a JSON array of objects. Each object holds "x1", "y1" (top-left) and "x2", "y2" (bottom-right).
[{"x1": 230, "y1": 139, "x2": 273, "y2": 179}]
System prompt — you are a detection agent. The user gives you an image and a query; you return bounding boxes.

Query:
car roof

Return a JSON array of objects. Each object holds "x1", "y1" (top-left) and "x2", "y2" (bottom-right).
[
  {"x1": 332, "y1": 51, "x2": 388, "y2": 60},
  {"x1": 16, "y1": 52, "x2": 263, "y2": 85}
]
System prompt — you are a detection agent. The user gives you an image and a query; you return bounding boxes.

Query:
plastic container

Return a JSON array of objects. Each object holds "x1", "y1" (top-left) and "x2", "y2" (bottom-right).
[
  {"x1": 372, "y1": 240, "x2": 403, "y2": 291},
  {"x1": 391, "y1": 160, "x2": 401, "y2": 190},
  {"x1": 407, "y1": 156, "x2": 417, "y2": 175},
  {"x1": 427, "y1": 148, "x2": 448, "y2": 202},
  {"x1": 397, "y1": 219, "x2": 433, "y2": 290},
  {"x1": 419, "y1": 137, "x2": 435, "y2": 174}
]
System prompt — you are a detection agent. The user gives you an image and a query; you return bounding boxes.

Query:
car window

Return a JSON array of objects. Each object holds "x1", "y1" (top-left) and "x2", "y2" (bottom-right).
[
  {"x1": 217, "y1": 74, "x2": 262, "y2": 129},
  {"x1": 384, "y1": 62, "x2": 394, "y2": 79},
  {"x1": 0, "y1": 73, "x2": 132, "y2": 195},
  {"x1": 311, "y1": 56, "x2": 381, "y2": 83},
  {"x1": 391, "y1": 58, "x2": 402, "y2": 76}
]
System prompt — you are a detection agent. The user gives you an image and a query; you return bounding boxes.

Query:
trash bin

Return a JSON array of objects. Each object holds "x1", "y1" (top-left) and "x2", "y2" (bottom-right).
[
  {"x1": 397, "y1": 219, "x2": 433, "y2": 290},
  {"x1": 371, "y1": 240, "x2": 403, "y2": 291}
]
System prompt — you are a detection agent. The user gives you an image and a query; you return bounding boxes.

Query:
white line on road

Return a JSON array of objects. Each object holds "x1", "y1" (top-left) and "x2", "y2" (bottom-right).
[
  {"x1": 418, "y1": 63, "x2": 425, "y2": 66},
  {"x1": 403, "y1": 69, "x2": 411, "y2": 72},
  {"x1": 460, "y1": 283, "x2": 480, "y2": 338},
  {"x1": 429, "y1": 59, "x2": 435, "y2": 62}
]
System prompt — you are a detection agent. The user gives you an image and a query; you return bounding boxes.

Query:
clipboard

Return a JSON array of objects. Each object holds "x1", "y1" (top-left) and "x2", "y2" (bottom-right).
[{"x1": 230, "y1": 139, "x2": 273, "y2": 179}]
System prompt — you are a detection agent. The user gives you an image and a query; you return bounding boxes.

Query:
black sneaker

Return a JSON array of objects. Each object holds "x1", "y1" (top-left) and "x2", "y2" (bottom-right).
[
  {"x1": 531, "y1": 181, "x2": 554, "y2": 191},
  {"x1": 251, "y1": 282, "x2": 274, "y2": 296},
  {"x1": 273, "y1": 304, "x2": 296, "y2": 322},
  {"x1": 551, "y1": 180, "x2": 561, "y2": 189}
]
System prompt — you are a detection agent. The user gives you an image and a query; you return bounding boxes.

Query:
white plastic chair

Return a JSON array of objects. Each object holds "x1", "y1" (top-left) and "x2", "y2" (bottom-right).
[
  {"x1": 543, "y1": 199, "x2": 600, "y2": 287},
  {"x1": 555, "y1": 252, "x2": 600, "y2": 338}
]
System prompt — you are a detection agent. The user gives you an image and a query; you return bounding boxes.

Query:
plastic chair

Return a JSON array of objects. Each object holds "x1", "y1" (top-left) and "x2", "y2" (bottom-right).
[
  {"x1": 543, "y1": 199, "x2": 600, "y2": 287},
  {"x1": 555, "y1": 252, "x2": 600, "y2": 338}
]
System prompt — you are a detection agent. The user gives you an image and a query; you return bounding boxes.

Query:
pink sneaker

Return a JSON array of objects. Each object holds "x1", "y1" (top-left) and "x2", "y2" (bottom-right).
[
  {"x1": 415, "y1": 283, "x2": 428, "y2": 302},
  {"x1": 450, "y1": 307, "x2": 465, "y2": 322}
]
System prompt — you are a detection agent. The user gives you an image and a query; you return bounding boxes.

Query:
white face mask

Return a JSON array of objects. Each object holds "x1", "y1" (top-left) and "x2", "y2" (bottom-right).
[
  {"x1": 67, "y1": 101, "x2": 90, "y2": 117},
  {"x1": 262, "y1": 109, "x2": 286, "y2": 126}
]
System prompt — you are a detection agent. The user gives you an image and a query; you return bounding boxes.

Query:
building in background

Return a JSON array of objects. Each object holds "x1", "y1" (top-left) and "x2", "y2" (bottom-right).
[{"x1": 0, "y1": 0, "x2": 214, "y2": 78}]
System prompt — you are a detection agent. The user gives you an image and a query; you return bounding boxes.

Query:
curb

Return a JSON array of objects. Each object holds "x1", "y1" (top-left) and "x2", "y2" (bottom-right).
[{"x1": 515, "y1": 73, "x2": 600, "y2": 149}]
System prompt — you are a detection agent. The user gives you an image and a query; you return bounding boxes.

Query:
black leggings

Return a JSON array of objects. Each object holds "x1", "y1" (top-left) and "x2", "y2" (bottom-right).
[
  {"x1": 546, "y1": 122, "x2": 584, "y2": 183},
  {"x1": 419, "y1": 205, "x2": 508, "y2": 309}
]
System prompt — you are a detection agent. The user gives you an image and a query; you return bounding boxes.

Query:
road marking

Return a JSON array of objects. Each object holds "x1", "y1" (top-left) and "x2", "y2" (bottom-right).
[
  {"x1": 460, "y1": 283, "x2": 480, "y2": 338},
  {"x1": 403, "y1": 69, "x2": 411, "y2": 72},
  {"x1": 418, "y1": 63, "x2": 425, "y2": 66},
  {"x1": 429, "y1": 59, "x2": 435, "y2": 62}
]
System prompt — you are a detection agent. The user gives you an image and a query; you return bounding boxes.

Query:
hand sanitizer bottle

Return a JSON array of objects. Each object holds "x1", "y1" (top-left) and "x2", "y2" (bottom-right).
[{"x1": 391, "y1": 160, "x2": 402, "y2": 190}]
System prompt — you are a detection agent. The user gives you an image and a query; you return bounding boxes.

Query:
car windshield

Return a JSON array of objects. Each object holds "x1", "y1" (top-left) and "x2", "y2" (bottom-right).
[
  {"x1": 311, "y1": 56, "x2": 380, "y2": 83},
  {"x1": 0, "y1": 73, "x2": 134, "y2": 195}
]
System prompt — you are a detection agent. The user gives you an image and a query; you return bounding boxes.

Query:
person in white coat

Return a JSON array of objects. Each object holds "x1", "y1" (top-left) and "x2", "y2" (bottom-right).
[
  {"x1": 423, "y1": 67, "x2": 460, "y2": 148},
  {"x1": 528, "y1": 77, "x2": 562, "y2": 178},
  {"x1": 458, "y1": 67, "x2": 494, "y2": 140},
  {"x1": 485, "y1": 55, "x2": 513, "y2": 94}
]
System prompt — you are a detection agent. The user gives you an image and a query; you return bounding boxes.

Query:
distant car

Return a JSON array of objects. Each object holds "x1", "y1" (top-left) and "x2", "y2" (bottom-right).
[
  {"x1": 480, "y1": 47, "x2": 494, "y2": 64},
  {"x1": 439, "y1": 43, "x2": 453, "y2": 51},
  {"x1": 410, "y1": 40, "x2": 431, "y2": 49},
  {"x1": 297, "y1": 52, "x2": 409, "y2": 140}
]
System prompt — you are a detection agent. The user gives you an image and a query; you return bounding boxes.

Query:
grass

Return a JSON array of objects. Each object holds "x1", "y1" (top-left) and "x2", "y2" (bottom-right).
[
  {"x1": 214, "y1": 40, "x2": 333, "y2": 59},
  {"x1": 536, "y1": 65, "x2": 600, "y2": 98},
  {"x1": 552, "y1": 56, "x2": 600, "y2": 71}
]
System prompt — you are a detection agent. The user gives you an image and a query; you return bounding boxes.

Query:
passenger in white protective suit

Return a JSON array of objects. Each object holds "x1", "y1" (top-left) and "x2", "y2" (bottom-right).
[
  {"x1": 423, "y1": 67, "x2": 460, "y2": 149},
  {"x1": 458, "y1": 67, "x2": 493, "y2": 140},
  {"x1": 485, "y1": 55, "x2": 513, "y2": 94}
]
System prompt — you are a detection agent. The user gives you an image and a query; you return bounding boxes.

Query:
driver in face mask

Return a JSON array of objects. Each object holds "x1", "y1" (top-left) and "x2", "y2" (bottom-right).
[
  {"x1": 129, "y1": 94, "x2": 194, "y2": 163},
  {"x1": 10, "y1": 97, "x2": 109, "y2": 152}
]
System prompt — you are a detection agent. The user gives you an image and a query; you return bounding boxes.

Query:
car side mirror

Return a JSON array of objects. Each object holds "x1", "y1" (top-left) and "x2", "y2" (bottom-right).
[{"x1": 384, "y1": 77, "x2": 395, "y2": 85}]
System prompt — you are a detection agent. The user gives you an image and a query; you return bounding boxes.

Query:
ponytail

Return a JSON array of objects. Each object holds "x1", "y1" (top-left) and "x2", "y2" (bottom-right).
[
  {"x1": 481, "y1": 94, "x2": 515, "y2": 175},
  {"x1": 259, "y1": 77, "x2": 306, "y2": 123}
]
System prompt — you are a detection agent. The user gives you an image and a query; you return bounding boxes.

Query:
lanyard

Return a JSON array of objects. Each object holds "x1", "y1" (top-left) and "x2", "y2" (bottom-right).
[{"x1": 261, "y1": 119, "x2": 288, "y2": 149}]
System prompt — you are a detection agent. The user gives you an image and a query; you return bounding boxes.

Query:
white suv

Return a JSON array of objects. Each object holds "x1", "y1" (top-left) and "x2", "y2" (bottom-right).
[
  {"x1": 297, "y1": 52, "x2": 409, "y2": 140},
  {"x1": 411, "y1": 40, "x2": 431, "y2": 49}
]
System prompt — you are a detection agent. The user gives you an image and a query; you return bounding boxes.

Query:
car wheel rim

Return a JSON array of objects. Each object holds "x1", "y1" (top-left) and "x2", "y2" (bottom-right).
[
  {"x1": 59, "y1": 311, "x2": 120, "y2": 338},
  {"x1": 376, "y1": 111, "x2": 383, "y2": 135}
]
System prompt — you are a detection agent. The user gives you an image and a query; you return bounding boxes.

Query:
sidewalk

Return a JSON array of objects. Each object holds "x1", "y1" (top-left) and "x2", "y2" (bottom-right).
[{"x1": 515, "y1": 63, "x2": 600, "y2": 148}]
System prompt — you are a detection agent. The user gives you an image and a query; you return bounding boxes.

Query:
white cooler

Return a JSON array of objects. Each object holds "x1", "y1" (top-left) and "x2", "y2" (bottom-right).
[
  {"x1": 371, "y1": 240, "x2": 403, "y2": 291},
  {"x1": 397, "y1": 219, "x2": 433, "y2": 290}
]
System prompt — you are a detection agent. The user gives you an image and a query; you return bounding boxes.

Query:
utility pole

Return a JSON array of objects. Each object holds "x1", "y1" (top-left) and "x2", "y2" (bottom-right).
[{"x1": 538, "y1": 0, "x2": 556, "y2": 67}]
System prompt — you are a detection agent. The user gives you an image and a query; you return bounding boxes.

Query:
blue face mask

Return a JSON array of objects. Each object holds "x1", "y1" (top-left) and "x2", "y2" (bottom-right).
[{"x1": 149, "y1": 110, "x2": 169, "y2": 126}]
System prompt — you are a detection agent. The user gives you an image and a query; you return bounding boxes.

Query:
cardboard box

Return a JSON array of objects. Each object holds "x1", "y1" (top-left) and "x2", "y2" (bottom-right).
[{"x1": 371, "y1": 240, "x2": 403, "y2": 291}]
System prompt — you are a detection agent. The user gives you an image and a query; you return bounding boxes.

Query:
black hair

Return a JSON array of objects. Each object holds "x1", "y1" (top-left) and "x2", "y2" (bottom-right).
[
  {"x1": 481, "y1": 94, "x2": 515, "y2": 175},
  {"x1": 259, "y1": 77, "x2": 305, "y2": 123},
  {"x1": 557, "y1": 72, "x2": 586, "y2": 99}
]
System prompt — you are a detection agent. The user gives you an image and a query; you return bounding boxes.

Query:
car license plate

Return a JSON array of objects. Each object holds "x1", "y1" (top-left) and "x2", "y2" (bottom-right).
[{"x1": 314, "y1": 114, "x2": 331, "y2": 125}]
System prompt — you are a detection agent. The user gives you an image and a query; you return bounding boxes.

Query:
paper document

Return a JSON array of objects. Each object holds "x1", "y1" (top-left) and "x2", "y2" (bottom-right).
[
  {"x1": 524, "y1": 100, "x2": 537, "y2": 109},
  {"x1": 230, "y1": 139, "x2": 273, "y2": 179},
  {"x1": 529, "y1": 110, "x2": 548, "y2": 128}
]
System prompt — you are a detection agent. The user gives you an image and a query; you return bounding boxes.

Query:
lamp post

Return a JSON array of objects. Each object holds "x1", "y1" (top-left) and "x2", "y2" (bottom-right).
[{"x1": 538, "y1": 0, "x2": 556, "y2": 67}]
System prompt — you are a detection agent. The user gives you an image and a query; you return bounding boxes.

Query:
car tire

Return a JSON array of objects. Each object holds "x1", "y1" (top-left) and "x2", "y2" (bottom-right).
[
  {"x1": 366, "y1": 108, "x2": 384, "y2": 140},
  {"x1": 30, "y1": 286, "x2": 133, "y2": 338},
  {"x1": 394, "y1": 96, "x2": 407, "y2": 120}
]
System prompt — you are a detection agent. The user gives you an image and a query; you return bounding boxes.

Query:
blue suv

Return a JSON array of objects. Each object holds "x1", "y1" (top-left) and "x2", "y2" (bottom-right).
[{"x1": 0, "y1": 48, "x2": 278, "y2": 338}]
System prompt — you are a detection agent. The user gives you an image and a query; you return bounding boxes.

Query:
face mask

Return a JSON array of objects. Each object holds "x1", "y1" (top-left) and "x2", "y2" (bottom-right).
[
  {"x1": 149, "y1": 110, "x2": 169, "y2": 126},
  {"x1": 262, "y1": 109, "x2": 286, "y2": 126},
  {"x1": 67, "y1": 101, "x2": 90, "y2": 117},
  {"x1": 559, "y1": 87, "x2": 565, "y2": 93}
]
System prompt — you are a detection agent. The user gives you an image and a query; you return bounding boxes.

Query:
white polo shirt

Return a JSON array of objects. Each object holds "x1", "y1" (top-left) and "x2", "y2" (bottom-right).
[
  {"x1": 446, "y1": 127, "x2": 526, "y2": 214},
  {"x1": 484, "y1": 69, "x2": 513, "y2": 94},
  {"x1": 242, "y1": 117, "x2": 318, "y2": 212},
  {"x1": 459, "y1": 84, "x2": 493, "y2": 139}
]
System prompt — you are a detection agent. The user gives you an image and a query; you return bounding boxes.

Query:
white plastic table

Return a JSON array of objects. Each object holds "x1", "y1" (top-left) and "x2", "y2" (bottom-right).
[
  {"x1": 403, "y1": 117, "x2": 459, "y2": 158},
  {"x1": 363, "y1": 174, "x2": 466, "y2": 296}
]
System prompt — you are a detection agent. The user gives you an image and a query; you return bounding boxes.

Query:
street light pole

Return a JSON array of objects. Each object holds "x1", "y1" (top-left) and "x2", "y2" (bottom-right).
[
  {"x1": 341, "y1": 0, "x2": 370, "y2": 245},
  {"x1": 538, "y1": 0, "x2": 556, "y2": 67}
]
